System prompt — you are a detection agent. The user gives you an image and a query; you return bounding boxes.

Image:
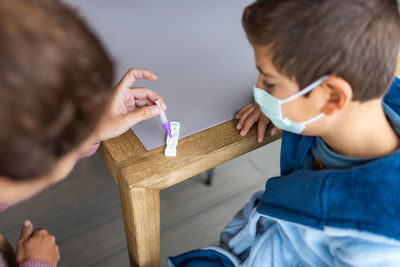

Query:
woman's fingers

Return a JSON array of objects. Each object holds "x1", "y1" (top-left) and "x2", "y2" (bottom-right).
[
  {"x1": 117, "y1": 68, "x2": 158, "y2": 88},
  {"x1": 134, "y1": 99, "x2": 154, "y2": 108},
  {"x1": 120, "y1": 105, "x2": 160, "y2": 128},
  {"x1": 16, "y1": 226, "x2": 60, "y2": 266},
  {"x1": 19, "y1": 220, "x2": 33, "y2": 241},
  {"x1": 131, "y1": 87, "x2": 166, "y2": 109}
]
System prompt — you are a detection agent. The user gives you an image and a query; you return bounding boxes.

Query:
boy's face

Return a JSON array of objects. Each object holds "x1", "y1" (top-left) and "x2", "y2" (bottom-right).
[{"x1": 253, "y1": 46, "x2": 334, "y2": 136}]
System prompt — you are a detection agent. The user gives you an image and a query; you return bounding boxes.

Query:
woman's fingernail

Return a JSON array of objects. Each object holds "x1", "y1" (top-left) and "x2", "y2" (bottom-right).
[
  {"x1": 162, "y1": 103, "x2": 167, "y2": 110},
  {"x1": 240, "y1": 130, "x2": 245, "y2": 135},
  {"x1": 24, "y1": 220, "x2": 31, "y2": 227},
  {"x1": 258, "y1": 137, "x2": 262, "y2": 143},
  {"x1": 271, "y1": 130, "x2": 277, "y2": 136},
  {"x1": 236, "y1": 123, "x2": 241, "y2": 129}
]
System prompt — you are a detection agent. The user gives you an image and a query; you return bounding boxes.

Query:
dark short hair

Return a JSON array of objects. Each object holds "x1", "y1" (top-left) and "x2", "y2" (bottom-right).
[
  {"x1": 0, "y1": 0, "x2": 114, "y2": 180},
  {"x1": 242, "y1": 0, "x2": 400, "y2": 101}
]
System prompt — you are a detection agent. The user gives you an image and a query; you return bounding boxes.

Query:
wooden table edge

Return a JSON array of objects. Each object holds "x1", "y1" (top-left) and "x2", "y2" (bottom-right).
[{"x1": 123, "y1": 123, "x2": 280, "y2": 190}]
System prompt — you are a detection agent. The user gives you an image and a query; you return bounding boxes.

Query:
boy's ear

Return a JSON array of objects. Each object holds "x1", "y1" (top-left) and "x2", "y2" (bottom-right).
[{"x1": 322, "y1": 76, "x2": 353, "y2": 115}]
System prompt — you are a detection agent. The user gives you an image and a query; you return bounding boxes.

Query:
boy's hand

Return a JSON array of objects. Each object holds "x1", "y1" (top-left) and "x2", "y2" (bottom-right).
[
  {"x1": 16, "y1": 220, "x2": 60, "y2": 266},
  {"x1": 235, "y1": 103, "x2": 281, "y2": 143},
  {"x1": 95, "y1": 68, "x2": 167, "y2": 142}
]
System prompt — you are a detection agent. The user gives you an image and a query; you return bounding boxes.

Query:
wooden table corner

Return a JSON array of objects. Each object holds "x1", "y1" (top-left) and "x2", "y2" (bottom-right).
[{"x1": 98, "y1": 119, "x2": 280, "y2": 267}]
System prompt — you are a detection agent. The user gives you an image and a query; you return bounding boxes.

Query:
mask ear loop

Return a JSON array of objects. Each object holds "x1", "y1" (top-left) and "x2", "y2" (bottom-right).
[
  {"x1": 279, "y1": 75, "x2": 329, "y2": 105},
  {"x1": 300, "y1": 76, "x2": 329, "y2": 125},
  {"x1": 302, "y1": 112, "x2": 325, "y2": 126}
]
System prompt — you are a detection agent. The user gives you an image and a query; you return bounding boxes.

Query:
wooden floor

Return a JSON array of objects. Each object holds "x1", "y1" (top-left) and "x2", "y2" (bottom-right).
[{"x1": 0, "y1": 139, "x2": 281, "y2": 267}]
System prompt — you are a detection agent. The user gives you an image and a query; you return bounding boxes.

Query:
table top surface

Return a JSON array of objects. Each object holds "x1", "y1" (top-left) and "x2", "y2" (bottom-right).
[{"x1": 63, "y1": 0, "x2": 257, "y2": 150}]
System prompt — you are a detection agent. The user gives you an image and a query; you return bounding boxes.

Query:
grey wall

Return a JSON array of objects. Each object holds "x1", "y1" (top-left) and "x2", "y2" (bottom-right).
[{"x1": 63, "y1": 0, "x2": 257, "y2": 150}]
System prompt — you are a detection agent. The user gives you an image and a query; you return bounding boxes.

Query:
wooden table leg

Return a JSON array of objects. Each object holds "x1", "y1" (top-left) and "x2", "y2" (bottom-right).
[{"x1": 118, "y1": 181, "x2": 160, "y2": 267}]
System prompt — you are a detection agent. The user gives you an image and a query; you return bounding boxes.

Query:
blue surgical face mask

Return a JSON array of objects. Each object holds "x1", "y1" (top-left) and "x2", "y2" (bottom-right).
[{"x1": 253, "y1": 76, "x2": 328, "y2": 134}]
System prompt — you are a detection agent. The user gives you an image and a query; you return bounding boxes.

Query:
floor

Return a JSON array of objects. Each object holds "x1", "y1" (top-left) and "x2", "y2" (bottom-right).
[{"x1": 0, "y1": 139, "x2": 281, "y2": 267}]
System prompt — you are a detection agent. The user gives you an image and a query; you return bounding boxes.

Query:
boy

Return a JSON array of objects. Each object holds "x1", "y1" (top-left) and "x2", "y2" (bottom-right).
[
  {"x1": 0, "y1": 0, "x2": 166, "y2": 266},
  {"x1": 168, "y1": 0, "x2": 400, "y2": 266}
]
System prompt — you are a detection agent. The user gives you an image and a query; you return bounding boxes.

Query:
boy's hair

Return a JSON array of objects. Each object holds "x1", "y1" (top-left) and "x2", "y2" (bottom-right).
[
  {"x1": 242, "y1": 0, "x2": 400, "y2": 101},
  {"x1": 0, "y1": 0, "x2": 114, "y2": 180}
]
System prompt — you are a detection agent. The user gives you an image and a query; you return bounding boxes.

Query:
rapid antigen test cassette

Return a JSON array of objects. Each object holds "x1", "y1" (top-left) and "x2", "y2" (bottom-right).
[{"x1": 164, "y1": 121, "x2": 180, "y2": 156}]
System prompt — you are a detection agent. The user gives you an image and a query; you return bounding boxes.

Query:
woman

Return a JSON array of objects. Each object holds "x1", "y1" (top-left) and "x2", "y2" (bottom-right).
[{"x1": 0, "y1": 0, "x2": 165, "y2": 266}]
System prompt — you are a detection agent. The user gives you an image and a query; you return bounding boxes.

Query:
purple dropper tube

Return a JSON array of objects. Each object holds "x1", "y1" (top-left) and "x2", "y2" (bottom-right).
[{"x1": 155, "y1": 100, "x2": 172, "y2": 138}]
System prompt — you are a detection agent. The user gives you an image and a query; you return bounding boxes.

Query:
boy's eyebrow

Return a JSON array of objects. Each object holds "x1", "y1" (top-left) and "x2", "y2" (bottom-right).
[{"x1": 256, "y1": 66, "x2": 275, "y2": 79}]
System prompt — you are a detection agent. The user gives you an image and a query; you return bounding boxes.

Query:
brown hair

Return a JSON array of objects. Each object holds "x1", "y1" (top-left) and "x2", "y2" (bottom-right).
[
  {"x1": 242, "y1": 0, "x2": 400, "y2": 100},
  {"x1": 0, "y1": 0, "x2": 114, "y2": 180}
]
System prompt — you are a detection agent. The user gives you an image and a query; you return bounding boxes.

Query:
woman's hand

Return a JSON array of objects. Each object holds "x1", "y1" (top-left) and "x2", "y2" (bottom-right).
[
  {"x1": 95, "y1": 68, "x2": 167, "y2": 142},
  {"x1": 16, "y1": 220, "x2": 60, "y2": 266},
  {"x1": 235, "y1": 103, "x2": 281, "y2": 143}
]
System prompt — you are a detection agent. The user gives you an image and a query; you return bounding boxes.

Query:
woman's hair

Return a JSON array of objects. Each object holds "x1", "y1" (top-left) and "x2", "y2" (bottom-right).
[
  {"x1": 243, "y1": 0, "x2": 400, "y2": 101},
  {"x1": 0, "y1": 0, "x2": 114, "y2": 180}
]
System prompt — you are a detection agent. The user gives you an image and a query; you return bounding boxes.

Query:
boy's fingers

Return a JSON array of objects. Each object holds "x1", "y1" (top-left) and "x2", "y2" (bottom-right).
[
  {"x1": 237, "y1": 105, "x2": 255, "y2": 130},
  {"x1": 240, "y1": 110, "x2": 260, "y2": 136},
  {"x1": 19, "y1": 220, "x2": 33, "y2": 240},
  {"x1": 271, "y1": 126, "x2": 281, "y2": 136},
  {"x1": 118, "y1": 68, "x2": 158, "y2": 88},
  {"x1": 235, "y1": 103, "x2": 254, "y2": 120},
  {"x1": 257, "y1": 115, "x2": 270, "y2": 142},
  {"x1": 121, "y1": 105, "x2": 160, "y2": 127}
]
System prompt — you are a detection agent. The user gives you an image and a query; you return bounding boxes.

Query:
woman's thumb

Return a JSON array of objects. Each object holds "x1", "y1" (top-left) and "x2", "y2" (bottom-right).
[{"x1": 20, "y1": 220, "x2": 33, "y2": 240}]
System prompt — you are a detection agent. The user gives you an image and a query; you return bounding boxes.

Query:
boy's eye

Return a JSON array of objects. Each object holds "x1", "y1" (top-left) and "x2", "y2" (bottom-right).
[{"x1": 263, "y1": 81, "x2": 275, "y2": 91}]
